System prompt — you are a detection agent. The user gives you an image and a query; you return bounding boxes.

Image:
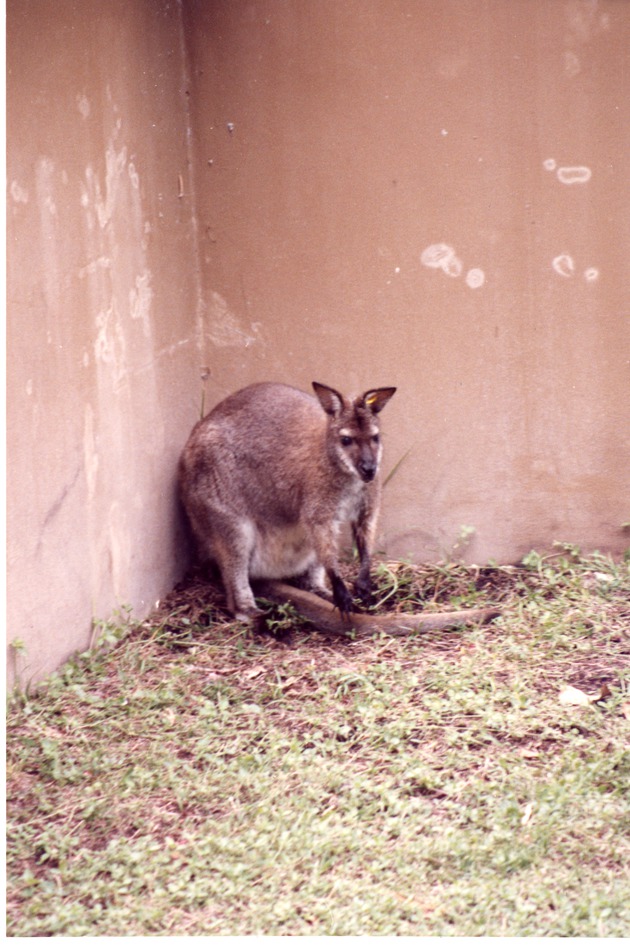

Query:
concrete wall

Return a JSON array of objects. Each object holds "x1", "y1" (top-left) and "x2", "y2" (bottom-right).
[
  {"x1": 7, "y1": 0, "x2": 203, "y2": 685},
  {"x1": 183, "y1": 0, "x2": 630, "y2": 564},
  {"x1": 7, "y1": 0, "x2": 630, "y2": 685}
]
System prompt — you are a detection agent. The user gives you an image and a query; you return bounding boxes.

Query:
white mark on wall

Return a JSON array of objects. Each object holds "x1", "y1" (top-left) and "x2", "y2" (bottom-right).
[
  {"x1": 442, "y1": 254, "x2": 463, "y2": 278},
  {"x1": 384, "y1": 264, "x2": 402, "y2": 286},
  {"x1": 101, "y1": 144, "x2": 128, "y2": 226},
  {"x1": 37, "y1": 156, "x2": 54, "y2": 190},
  {"x1": 36, "y1": 157, "x2": 62, "y2": 317},
  {"x1": 77, "y1": 256, "x2": 111, "y2": 279},
  {"x1": 83, "y1": 403, "x2": 99, "y2": 502},
  {"x1": 26, "y1": 379, "x2": 33, "y2": 396},
  {"x1": 542, "y1": 147, "x2": 598, "y2": 284},
  {"x1": 421, "y1": 243, "x2": 457, "y2": 270},
  {"x1": 205, "y1": 291, "x2": 259, "y2": 348},
  {"x1": 128, "y1": 162, "x2": 140, "y2": 190},
  {"x1": 563, "y1": 2, "x2": 611, "y2": 78},
  {"x1": 85, "y1": 144, "x2": 128, "y2": 229},
  {"x1": 10, "y1": 181, "x2": 29, "y2": 204},
  {"x1": 129, "y1": 270, "x2": 153, "y2": 337},
  {"x1": 566, "y1": 2, "x2": 611, "y2": 42},
  {"x1": 80, "y1": 129, "x2": 161, "y2": 390},
  {"x1": 552, "y1": 254, "x2": 576, "y2": 278},
  {"x1": 94, "y1": 303, "x2": 127, "y2": 383},
  {"x1": 77, "y1": 94, "x2": 91, "y2": 119},
  {"x1": 421, "y1": 243, "x2": 485, "y2": 289},
  {"x1": 557, "y1": 166, "x2": 592, "y2": 185},
  {"x1": 563, "y1": 51, "x2": 581, "y2": 78},
  {"x1": 543, "y1": 160, "x2": 592, "y2": 185},
  {"x1": 465, "y1": 268, "x2": 486, "y2": 289},
  {"x1": 552, "y1": 255, "x2": 599, "y2": 282}
]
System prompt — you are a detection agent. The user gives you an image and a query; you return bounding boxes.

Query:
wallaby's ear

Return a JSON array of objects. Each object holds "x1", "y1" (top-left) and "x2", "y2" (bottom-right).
[
  {"x1": 360, "y1": 387, "x2": 397, "y2": 414},
  {"x1": 312, "y1": 382, "x2": 345, "y2": 417}
]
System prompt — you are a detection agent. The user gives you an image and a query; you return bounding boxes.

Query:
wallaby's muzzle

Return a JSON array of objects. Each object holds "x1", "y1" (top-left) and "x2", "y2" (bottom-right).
[{"x1": 358, "y1": 461, "x2": 377, "y2": 482}]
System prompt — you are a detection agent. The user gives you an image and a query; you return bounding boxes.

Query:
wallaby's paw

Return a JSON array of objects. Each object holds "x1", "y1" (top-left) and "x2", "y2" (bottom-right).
[
  {"x1": 233, "y1": 605, "x2": 263, "y2": 624},
  {"x1": 330, "y1": 576, "x2": 355, "y2": 619},
  {"x1": 354, "y1": 576, "x2": 373, "y2": 605}
]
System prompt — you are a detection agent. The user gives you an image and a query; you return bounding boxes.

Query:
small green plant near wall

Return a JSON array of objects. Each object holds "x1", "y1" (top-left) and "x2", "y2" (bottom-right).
[
  {"x1": 449, "y1": 523, "x2": 477, "y2": 561},
  {"x1": 6, "y1": 549, "x2": 630, "y2": 936},
  {"x1": 89, "y1": 606, "x2": 134, "y2": 651}
]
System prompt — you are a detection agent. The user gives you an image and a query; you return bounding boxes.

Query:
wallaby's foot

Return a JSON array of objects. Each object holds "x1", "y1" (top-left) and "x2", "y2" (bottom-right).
[
  {"x1": 227, "y1": 587, "x2": 261, "y2": 624},
  {"x1": 233, "y1": 605, "x2": 263, "y2": 624},
  {"x1": 330, "y1": 573, "x2": 355, "y2": 618},
  {"x1": 354, "y1": 574, "x2": 373, "y2": 605}
]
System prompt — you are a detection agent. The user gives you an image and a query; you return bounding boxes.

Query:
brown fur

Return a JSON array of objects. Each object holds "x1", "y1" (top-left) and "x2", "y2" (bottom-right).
[{"x1": 178, "y1": 381, "x2": 396, "y2": 620}]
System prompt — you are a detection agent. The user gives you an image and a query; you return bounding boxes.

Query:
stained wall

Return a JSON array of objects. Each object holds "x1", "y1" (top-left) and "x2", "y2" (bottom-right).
[
  {"x1": 183, "y1": 0, "x2": 629, "y2": 563},
  {"x1": 7, "y1": 0, "x2": 630, "y2": 684},
  {"x1": 7, "y1": 0, "x2": 203, "y2": 685}
]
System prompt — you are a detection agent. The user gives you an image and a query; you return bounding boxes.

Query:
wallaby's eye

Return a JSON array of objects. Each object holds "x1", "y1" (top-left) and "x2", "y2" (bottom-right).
[
  {"x1": 340, "y1": 435, "x2": 353, "y2": 447},
  {"x1": 372, "y1": 434, "x2": 380, "y2": 445}
]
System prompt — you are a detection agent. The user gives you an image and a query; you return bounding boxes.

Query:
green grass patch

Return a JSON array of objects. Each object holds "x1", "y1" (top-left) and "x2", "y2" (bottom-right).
[{"x1": 6, "y1": 547, "x2": 630, "y2": 935}]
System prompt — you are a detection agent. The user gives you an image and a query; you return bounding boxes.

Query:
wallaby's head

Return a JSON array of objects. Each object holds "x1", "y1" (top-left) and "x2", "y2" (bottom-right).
[{"x1": 312, "y1": 382, "x2": 396, "y2": 483}]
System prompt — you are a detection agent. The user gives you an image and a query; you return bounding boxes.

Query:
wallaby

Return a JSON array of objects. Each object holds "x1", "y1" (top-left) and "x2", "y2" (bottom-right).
[
  {"x1": 179, "y1": 381, "x2": 396, "y2": 621},
  {"x1": 179, "y1": 381, "x2": 500, "y2": 636}
]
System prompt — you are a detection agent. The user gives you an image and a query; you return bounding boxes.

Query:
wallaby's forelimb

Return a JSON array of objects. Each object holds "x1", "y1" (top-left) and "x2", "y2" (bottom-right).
[{"x1": 255, "y1": 581, "x2": 500, "y2": 638}]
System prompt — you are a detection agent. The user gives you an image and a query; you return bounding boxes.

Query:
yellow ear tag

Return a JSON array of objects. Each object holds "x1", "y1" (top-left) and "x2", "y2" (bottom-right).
[{"x1": 365, "y1": 393, "x2": 378, "y2": 405}]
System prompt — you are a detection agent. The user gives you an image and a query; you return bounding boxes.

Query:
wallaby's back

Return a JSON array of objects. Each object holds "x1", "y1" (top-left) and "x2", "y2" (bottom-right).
[{"x1": 183, "y1": 383, "x2": 330, "y2": 523}]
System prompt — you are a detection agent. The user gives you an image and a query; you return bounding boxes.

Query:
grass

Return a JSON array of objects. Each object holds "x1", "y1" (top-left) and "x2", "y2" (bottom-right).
[{"x1": 6, "y1": 544, "x2": 630, "y2": 936}]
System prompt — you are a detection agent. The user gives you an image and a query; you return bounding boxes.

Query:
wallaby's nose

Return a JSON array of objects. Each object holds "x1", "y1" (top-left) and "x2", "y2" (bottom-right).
[{"x1": 358, "y1": 460, "x2": 377, "y2": 482}]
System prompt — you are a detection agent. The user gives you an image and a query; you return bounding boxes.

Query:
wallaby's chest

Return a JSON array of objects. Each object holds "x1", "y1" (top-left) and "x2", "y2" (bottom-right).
[
  {"x1": 331, "y1": 479, "x2": 366, "y2": 524},
  {"x1": 244, "y1": 481, "x2": 363, "y2": 580},
  {"x1": 235, "y1": 463, "x2": 366, "y2": 525}
]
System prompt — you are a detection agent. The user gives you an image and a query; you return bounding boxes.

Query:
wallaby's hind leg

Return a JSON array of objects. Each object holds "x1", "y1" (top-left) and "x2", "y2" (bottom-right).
[
  {"x1": 188, "y1": 506, "x2": 260, "y2": 620},
  {"x1": 218, "y1": 557, "x2": 260, "y2": 621},
  {"x1": 212, "y1": 523, "x2": 261, "y2": 621}
]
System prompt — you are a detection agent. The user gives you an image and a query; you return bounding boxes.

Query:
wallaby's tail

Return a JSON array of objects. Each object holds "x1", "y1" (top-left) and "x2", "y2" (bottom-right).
[{"x1": 256, "y1": 581, "x2": 500, "y2": 638}]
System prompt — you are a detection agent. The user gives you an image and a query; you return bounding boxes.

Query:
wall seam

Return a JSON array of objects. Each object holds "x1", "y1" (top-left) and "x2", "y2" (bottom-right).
[{"x1": 176, "y1": 0, "x2": 206, "y2": 357}]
